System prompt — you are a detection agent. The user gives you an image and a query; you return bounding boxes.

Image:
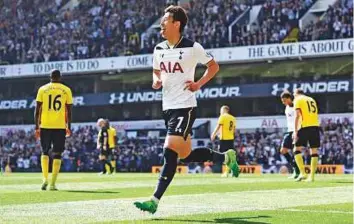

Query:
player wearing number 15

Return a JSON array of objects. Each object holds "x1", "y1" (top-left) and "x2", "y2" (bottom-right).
[
  {"x1": 34, "y1": 69, "x2": 73, "y2": 191},
  {"x1": 292, "y1": 89, "x2": 320, "y2": 182}
]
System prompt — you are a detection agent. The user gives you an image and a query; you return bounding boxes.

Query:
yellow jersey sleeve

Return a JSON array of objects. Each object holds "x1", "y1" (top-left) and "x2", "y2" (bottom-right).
[
  {"x1": 36, "y1": 87, "x2": 43, "y2": 102},
  {"x1": 294, "y1": 97, "x2": 304, "y2": 111},
  {"x1": 218, "y1": 115, "x2": 225, "y2": 125}
]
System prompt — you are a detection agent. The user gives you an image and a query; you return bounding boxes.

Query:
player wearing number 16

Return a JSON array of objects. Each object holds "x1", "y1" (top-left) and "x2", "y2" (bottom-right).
[
  {"x1": 34, "y1": 69, "x2": 73, "y2": 191},
  {"x1": 292, "y1": 88, "x2": 320, "y2": 182}
]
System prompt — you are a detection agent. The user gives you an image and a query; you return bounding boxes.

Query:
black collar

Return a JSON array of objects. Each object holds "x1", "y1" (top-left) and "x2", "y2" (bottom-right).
[{"x1": 166, "y1": 36, "x2": 183, "y2": 49}]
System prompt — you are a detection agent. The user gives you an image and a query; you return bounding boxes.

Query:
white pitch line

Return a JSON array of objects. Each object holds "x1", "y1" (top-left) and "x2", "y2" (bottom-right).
[
  {"x1": 0, "y1": 186, "x2": 352, "y2": 224},
  {"x1": 283, "y1": 209, "x2": 353, "y2": 214},
  {"x1": 0, "y1": 176, "x2": 289, "y2": 192}
]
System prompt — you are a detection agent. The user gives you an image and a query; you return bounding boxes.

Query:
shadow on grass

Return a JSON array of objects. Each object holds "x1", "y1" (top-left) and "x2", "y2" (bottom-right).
[
  {"x1": 63, "y1": 190, "x2": 119, "y2": 194},
  {"x1": 152, "y1": 215, "x2": 271, "y2": 224}
]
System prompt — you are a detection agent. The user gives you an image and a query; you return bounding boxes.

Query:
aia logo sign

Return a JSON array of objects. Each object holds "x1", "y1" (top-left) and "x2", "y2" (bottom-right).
[{"x1": 160, "y1": 62, "x2": 184, "y2": 73}]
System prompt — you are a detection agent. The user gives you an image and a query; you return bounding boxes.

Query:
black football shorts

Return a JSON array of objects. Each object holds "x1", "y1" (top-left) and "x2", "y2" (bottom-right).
[
  {"x1": 219, "y1": 140, "x2": 234, "y2": 153},
  {"x1": 281, "y1": 132, "x2": 294, "y2": 150},
  {"x1": 40, "y1": 128, "x2": 66, "y2": 154},
  {"x1": 295, "y1": 126, "x2": 320, "y2": 148},
  {"x1": 163, "y1": 107, "x2": 196, "y2": 140}
]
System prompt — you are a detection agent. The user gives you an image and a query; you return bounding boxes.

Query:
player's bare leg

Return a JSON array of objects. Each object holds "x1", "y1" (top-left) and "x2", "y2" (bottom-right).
[
  {"x1": 294, "y1": 147, "x2": 308, "y2": 182},
  {"x1": 179, "y1": 136, "x2": 238, "y2": 176},
  {"x1": 280, "y1": 147, "x2": 299, "y2": 179},
  {"x1": 134, "y1": 135, "x2": 237, "y2": 214},
  {"x1": 305, "y1": 148, "x2": 318, "y2": 182}
]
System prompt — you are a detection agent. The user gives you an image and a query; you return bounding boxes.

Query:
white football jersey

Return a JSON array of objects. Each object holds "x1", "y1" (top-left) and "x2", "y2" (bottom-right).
[
  {"x1": 153, "y1": 37, "x2": 213, "y2": 111},
  {"x1": 285, "y1": 105, "x2": 295, "y2": 132}
]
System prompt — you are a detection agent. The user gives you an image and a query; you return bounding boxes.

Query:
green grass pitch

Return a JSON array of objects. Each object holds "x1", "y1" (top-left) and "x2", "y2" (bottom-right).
[{"x1": 0, "y1": 173, "x2": 352, "y2": 223}]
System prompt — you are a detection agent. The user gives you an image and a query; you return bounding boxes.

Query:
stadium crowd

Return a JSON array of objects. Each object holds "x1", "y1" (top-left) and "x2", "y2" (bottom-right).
[
  {"x1": 1, "y1": 0, "x2": 353, "y2": 65},
  {"x1": 233, "y1": 0, "x2": 314, "y2": 46},
  {"x1": 1, "y1": 117, "x2": 352, "y2": 173},
  {"x1": 300, "y1": 0, "x2": 353, "y2": 41}
]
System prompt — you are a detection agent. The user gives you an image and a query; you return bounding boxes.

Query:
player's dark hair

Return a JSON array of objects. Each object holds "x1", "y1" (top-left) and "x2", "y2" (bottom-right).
[
  {"x1": 280, "y1": 91, "x2": 292, "y2": 99},
  {"x1": 50, "y1": 69, "x2": 61, "y2": 81},
  {"x1": 105, "y1": 119, "x2": 110, "y2": 127},
  {"x1": 164, "y1": 5, "x2": 188, "y2": 33}
]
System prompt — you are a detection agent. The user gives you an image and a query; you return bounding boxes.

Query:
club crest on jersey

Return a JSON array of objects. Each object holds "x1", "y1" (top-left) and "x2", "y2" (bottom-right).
[
  {"x1": 160, "y1": 62, "x2": 184, "y2": 73},
  {"x1": 179, "y1": 50, "x2": 184, "y2": 60}
]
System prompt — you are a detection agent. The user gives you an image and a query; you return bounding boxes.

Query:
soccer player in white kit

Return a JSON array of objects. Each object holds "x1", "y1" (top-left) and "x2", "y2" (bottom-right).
[
  {"x1": 134, "y1": 5, "x2": 238, "y2": 214},
  {"x1": 280, "y1": 91, "x2": 300, "y2": 179}
]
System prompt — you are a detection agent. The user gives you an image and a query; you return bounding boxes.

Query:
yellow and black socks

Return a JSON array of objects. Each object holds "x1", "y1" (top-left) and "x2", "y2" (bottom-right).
[
  {"x1": 294, "y1": 151, "x2": 306, "y2": 176},
  {"x1": 105, "y1": 163, "x2": 110, "y2": 173},
  {"x1": 51, "y1": 158, "x2": 62, "y2": 187},
  {"x1": 310, "y1": 154, "x2": 319, "y2": 180},
  {"x1": 105, "y1": 160, "x2": 113, "y2": 173},
  {"x1": 41, "y1": 155, "x2": 49, "y2": 183},
  {"x1": 224, "y1": 166, "x2": 230, "y2": 174},
  {"x1": 111, "y1": 160, "x2": 116, "y2": 173},
  {"x1": 284, "y1": 152, "x2": 300, "y2": 174}
]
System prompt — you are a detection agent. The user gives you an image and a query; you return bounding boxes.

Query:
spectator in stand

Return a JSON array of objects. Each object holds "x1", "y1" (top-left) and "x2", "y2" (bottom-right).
[
  {"x1": 0, "y1": 0, "x2": 168, "y2": 64},
  {"x1": 300, "y1": 0, "x2": 353, "y2": 41},
  {"x1": 241, "y1": 0, "x2": 315, "y2": 46}
]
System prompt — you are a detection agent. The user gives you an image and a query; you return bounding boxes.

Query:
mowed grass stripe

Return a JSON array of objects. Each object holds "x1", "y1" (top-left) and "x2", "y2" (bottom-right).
[
  {"x1": 0, "y1": 186, "x2": 351, "y2": 224},
  {"x1": 0, "y1": 179, "x2": 352, "y2": 205}
]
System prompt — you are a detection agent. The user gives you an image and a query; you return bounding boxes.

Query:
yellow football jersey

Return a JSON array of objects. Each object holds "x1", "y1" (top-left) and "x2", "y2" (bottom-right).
[
  {"x1": 294, "y1": 95, "x2": 319, "y2": 128},
  {"x1": 36, "y1": 82, "x2": 73, "y2": 129},
  {"x1": 218, "y1": 113, "x2": 236, "y2": 140},
  {"x1": 108, "y1": 127, "x2": 117, "y2": 148}
]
